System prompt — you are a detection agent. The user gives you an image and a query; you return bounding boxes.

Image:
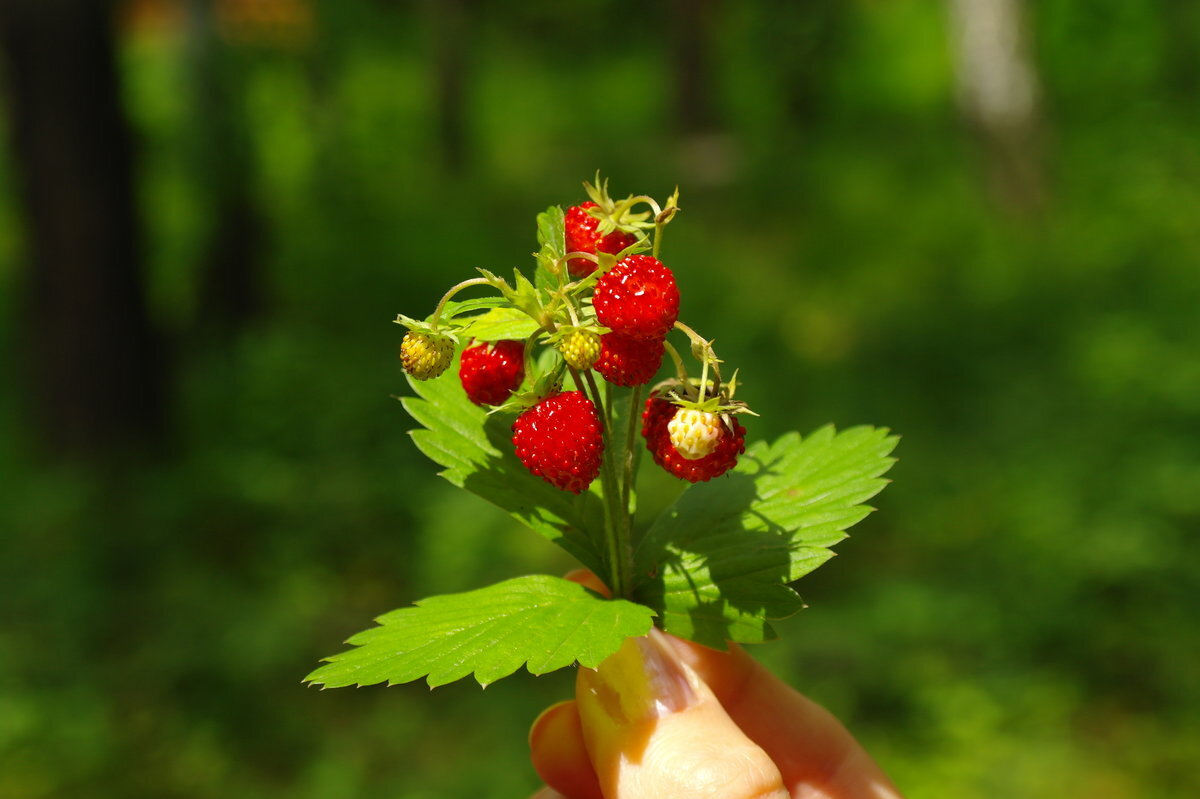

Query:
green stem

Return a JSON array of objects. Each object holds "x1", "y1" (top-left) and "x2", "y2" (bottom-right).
[
  {"x1": 604, "y1": 380, "x2": 614, "y2": 432},
  {"x1": 663, "y1": 340, "x2": 689, "y2": 382},
  {"x1": 430, "y1": 277, "x2": 492, "y2": 331},
  {"x1": 673, "y1": 320, "x2": 722, "y2": 383},
  {"x1": 621, "y1": 383, "x2": 642, "y2": 528},
  {"x1": 572, "y1": 367, "x2": 622, "y2": 596},
  {"x1": 582, "y1": 368, "x2": 630, "y2": 598}
]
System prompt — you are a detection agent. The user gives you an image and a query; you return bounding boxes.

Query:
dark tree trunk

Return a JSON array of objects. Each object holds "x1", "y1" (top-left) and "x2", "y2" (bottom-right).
[
  {"x1": 1164, "y1": 0, "x2": 1199, "y2": 99},
  {"x1": 669, "y1": 0, "x2": 720, "y2": 135},
  {"x1": 668, "y1": 0, "x2": 738, "y2": 185},
  {"x1": 0, "y1": 0, "x2": 168, "y2": 457},
  {"x1": 184, "y1": 0, "x2": 266, "y2": 333},
  {"x1": 431, "y1": 0, "x2": 468, "y2": 173},
  {"x1": 777, "y1": 0, "x2": 845, "y2": 127}
]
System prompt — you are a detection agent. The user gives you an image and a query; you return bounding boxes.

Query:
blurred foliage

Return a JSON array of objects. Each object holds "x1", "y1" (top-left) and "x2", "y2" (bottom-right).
[{"x1": 1, "y1": 0, "x2": 1198, "y2": 796}]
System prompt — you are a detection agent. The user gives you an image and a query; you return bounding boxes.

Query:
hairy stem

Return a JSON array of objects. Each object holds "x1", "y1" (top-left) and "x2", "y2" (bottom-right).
[
  {"x1": 582, "y1": 368, "x2": 631, "y2": 598},
  {"x1": 663, "y1": 340, "x2": 689, "y2": 382},
  {"x1": 571, "y1": 367, "x2": 624, "y2": 597},
  {"x1": 430, "y1": 277, "x2": 492, "y2": 331},
  {"x1": 622, "y1": 384, "x2": 642, "y2": 529}
]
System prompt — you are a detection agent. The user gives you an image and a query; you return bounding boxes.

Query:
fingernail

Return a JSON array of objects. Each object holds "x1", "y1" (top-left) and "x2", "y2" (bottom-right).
[{"x1": 579, "y1": 630, "x2": 697, "y2": 725}]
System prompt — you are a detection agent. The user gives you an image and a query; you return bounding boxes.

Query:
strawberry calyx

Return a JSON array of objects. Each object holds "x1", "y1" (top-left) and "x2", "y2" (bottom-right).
[
  {"x1": 487, "y1": 360, "x2": 566, "y2": 416},
  {"x1": 582, "y1": 174, "x2": 655, "y2": 238},
  {"x1": 649, "y1": 376, "x2": 755, "y2": 421}
]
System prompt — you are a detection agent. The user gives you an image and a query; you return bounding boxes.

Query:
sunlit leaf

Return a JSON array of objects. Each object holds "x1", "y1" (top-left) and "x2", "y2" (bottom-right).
[{"x1": 306, "y1": 575, "x2": 655, "y2": 688}]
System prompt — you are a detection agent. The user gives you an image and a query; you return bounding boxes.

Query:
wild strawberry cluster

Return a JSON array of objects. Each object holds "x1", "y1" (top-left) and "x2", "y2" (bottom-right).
[{"x1": 396, "y1": 178, "x2": 753, "y2": 495}]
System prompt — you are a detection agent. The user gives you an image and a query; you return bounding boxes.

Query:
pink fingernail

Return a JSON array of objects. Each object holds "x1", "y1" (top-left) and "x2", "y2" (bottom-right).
[{"x1": 580, "y1": 630, "x2": 696, "y2": 725}]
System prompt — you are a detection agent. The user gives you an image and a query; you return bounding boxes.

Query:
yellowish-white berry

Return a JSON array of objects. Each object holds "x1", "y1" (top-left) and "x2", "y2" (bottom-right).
[{"x1": 668, "y1": 408, "x2": 723, "y2": 460}]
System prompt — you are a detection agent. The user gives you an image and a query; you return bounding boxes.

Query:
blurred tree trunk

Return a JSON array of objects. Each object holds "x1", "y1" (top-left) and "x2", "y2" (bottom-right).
[
  {"x1": 777, "y1": 0, "x2": 845, "y2": 128},
  {"x1": 948, "y1": 0, "x2": 1047, "y2": 213},
  {"x1": 669, "y1": 0, "x2": 737, "y2": 185},
  {"x1": 669, "y1": 0, "x2": 720, "y2": 135},
  {"x1": 0, "y1": 0, "x2": 168, "y2": 457},
  {"x1": 431, "y1": 0, "x2": 468, "y2": 173},
  {"x1": 184, "y1": 0, "x2": 266, "y2": 333},
  {"x1": 1164, "y1": 0, "x2": 1199, "y2": 99}
]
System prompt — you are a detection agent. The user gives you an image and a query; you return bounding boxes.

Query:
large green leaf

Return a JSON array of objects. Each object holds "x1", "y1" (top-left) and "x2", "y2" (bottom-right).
[
  {"x1": 402, "y1": 354, "x2": 609, "y2": 577},
  {"x1": 632, "y1": 426, "x2": 898, "y2": 648},
  {"x1": 306, "y1": 575, "x2": 655, "y2": 688}
]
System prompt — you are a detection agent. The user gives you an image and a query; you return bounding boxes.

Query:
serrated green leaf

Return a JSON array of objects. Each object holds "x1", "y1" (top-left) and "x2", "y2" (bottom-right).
[
  {"x1": 306, "y1": 575, "x2": 655, "y2": 688},
  {"x1": 457, "y1": 307, "x2": 542, "y2": 342},
  {"x1": 632, "y1": 426, "x2": 898, "y2": 648},
  {"x1": 536, "y1": 206, "x2": 566, "y2": 290},
  {"x1": 402, "y1": 352, "x2": 609, "y2": 577},
  {"x1": 537, "y1": 205, "x2": 566, "y2": 260}
]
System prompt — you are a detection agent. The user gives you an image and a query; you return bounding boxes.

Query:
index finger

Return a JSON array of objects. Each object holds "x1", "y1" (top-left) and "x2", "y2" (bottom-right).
[{"x1": 665, "y1": 637, "x2": 902, "y2": 799}]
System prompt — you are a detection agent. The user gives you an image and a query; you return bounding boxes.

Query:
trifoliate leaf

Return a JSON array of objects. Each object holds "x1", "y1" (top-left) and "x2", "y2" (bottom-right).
[
  {"x1": 632, "y1": 425, "x2": 898, "y2": 648},
  {"x1": 306, "y1": 575, "x2": 655, "y2": 688},
  {"x1": 457, "y1": 307, "x2": 542, "y2": 342},
  {"x1": 403, "y1": 352, "x2": 609, "y2": 578}
]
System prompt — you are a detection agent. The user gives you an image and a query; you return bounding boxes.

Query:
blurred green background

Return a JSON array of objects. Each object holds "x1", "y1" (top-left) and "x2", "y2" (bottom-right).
[{"x1": 1, "y1": 0, "x2": 1197, "y2": 797}]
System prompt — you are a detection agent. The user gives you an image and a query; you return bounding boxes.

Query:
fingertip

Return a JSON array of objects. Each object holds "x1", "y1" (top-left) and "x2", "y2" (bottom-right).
[
  {"x1": 529, "y1": 788, "x2": 569, "y2": 799},
  {"x1": 577, "y1": 631, "x2": 788, "y2": 799},
  {"x1": 662, "y1": 635, "x2": 761, "y2": 703},
  {"x1": 563, "y1": 568, "x2": 612, "y2": 598},
  {"x1": 664, "y1": 635, "x2": 902, "y2": 798},
  {"x1": 529, "y1": 700, "x2": 604, "y2": 799}
]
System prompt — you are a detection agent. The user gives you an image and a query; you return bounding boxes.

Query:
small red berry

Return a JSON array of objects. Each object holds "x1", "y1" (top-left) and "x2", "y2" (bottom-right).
[
  {"x1": 642, "y1": 397, "x2": 746, "y2": 482},
  {"x1": 564, "y1": 201, "x2": 638, "y2": 279},
  {"x1": 512, "y1": 391, "x2": 604, "y2": 493},
  {"x1": 594, "y1": 333, "x2": 664, "y2": 387},
  {"x1": 593, "y1": 254, "x2": 680, "y2": 341},
  {"x1": 459, "y1": 340, "x2": 526, "y2": 405}
]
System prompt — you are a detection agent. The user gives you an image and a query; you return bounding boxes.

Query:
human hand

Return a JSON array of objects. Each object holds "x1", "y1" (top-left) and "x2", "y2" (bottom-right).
[{"x1": 528, "y1": 613, "x2": 902, "y2": 799}]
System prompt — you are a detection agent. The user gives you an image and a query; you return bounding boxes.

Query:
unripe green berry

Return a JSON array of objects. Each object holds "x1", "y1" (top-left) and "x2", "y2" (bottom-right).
[
  {"x1": 560, "y1": 329, "x2": 601, "y2": 371},
  {"x1": 401, "y1": 331, "x2": 453, "y2": 380}
]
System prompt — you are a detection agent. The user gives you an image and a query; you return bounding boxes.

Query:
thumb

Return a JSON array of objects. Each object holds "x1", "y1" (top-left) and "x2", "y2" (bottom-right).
[{"x1": 576, "y1": 629, "x2": 789, "y2": 799}]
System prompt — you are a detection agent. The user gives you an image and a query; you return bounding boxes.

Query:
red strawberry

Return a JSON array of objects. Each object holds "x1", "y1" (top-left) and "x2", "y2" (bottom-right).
[
  {"x1": 594, "y1": 333, "x2": 664, "y2": 387},
  {"x1": 565, "y1": 202, "x2": 637, "y2": 279},
  {"x1": 459, "y1": 340, "x2": 526, "y2": 405},
  {"x1": 593, "y1": 254, "x2": 679, "y2": 341},
  {"x1": 512, "y1": 391, "x2": 604, "y2": 493},
  {"x1": 642, "y1": 397, "x2": 745, "y2": 482}
]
